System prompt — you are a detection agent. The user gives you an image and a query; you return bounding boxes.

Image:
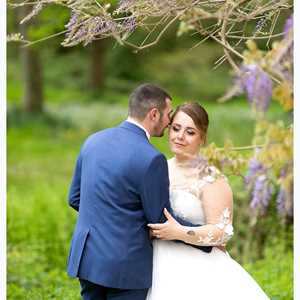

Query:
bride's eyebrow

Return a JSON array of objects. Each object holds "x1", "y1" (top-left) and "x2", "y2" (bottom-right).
[
  {"x1": 185, "y1": 127, "x2": 198, "y2": 131},
  {"x1": 172, "y1": 123, "x2": 198, "y2": 131}
]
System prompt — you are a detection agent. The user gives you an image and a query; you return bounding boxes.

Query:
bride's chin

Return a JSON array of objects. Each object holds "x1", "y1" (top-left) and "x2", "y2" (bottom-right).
[
  {"x1": 170, "y1": 147, "x2": 189, "y2": 157},
  {"x1": 170, "y1": 147, "x2": 198, "y2": 160},
  {"x1": 170, "y1": 146, "x2": 182, "y2": 155}
]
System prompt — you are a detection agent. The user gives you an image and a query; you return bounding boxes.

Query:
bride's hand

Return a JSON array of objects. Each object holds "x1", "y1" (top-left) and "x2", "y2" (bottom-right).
[{"x1": 148, "y1": 208, "x2": 183, "y2": 240}]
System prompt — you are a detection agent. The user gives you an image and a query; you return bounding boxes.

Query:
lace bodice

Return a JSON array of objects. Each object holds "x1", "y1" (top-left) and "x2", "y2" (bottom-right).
[
  {"x1": 168, "y1": 157, "x2": 234, "y2": 246},
  {"x1": 170, "y1": 189, "x2": 205, "y2": 224}
]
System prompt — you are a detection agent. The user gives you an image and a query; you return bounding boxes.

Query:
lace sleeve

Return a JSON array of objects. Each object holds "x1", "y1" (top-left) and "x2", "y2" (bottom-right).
[
  {"x1": 201, "y1": 165, "x2": 227, "y2": 185},
  {"x1": 182, "y1": 169, "x2": 234, "y2": 246}
]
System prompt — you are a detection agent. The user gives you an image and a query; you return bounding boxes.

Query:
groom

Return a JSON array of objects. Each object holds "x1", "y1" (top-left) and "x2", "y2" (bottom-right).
[{"x1": 67, "y1": 83, "x2": 212, "y2": 300}]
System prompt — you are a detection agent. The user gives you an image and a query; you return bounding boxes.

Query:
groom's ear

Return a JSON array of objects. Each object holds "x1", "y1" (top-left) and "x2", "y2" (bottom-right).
[{"x1": 148, "y1": 107, "x2": 160, "y2": 121}]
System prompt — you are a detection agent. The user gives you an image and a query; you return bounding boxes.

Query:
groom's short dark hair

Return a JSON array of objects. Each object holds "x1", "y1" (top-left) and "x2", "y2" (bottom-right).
[{"x1": 128, "y1": 83, "x2": 172, "y2": 120}]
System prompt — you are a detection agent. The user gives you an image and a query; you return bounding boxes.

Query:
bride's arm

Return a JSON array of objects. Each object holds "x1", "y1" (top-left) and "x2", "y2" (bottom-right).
[
  {"x1": 148, "y1": 178, "x2": 234, "y2": 246},
  {"x1": 183, "y1": 178, "x2": 233, "y2": 246}
]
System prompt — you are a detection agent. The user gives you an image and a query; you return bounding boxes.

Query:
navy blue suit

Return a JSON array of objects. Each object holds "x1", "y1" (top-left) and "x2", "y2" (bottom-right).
[{"x1": 67, "y1": 121, "x2": 211, "y2": 299}]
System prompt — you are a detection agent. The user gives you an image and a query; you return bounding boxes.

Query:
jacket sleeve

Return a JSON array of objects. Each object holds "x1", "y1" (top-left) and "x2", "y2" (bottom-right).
[
  {"x1": 140, "y1": 154, "x2": 170, "y2": 224},
  {"x1": 68, "y1": 151, "x2": 82, "y2": 211}
]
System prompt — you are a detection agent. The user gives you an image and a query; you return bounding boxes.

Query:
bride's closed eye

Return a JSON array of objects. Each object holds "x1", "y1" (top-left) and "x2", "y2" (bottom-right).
[
  {"x1": 171, "y1": 125, "x2": 196, "y2": 136},
  {"x1": 171, "y1": 125, "x2": 180, "y2": 132},
  {"x1": 185, "y1": 129, "x2": 196, "y2": 136}
]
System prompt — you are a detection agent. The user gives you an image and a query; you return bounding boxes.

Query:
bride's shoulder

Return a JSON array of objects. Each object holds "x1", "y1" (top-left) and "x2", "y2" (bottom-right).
[
  {"x1": 197, "y1": 163, "x2": 232, "y2": 202},
  {"x1": 199, "y1": 163, "x2": 227, "y2": 185}
]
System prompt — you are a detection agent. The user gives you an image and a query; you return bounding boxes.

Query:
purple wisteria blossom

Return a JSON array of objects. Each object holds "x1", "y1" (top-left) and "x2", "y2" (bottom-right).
[
  {"x1": 284, "y1": 15, "x2": 293, "y2": 38},
  {"x1": 245, "y1": 156, "x2": 274, "y2": 212},
  {"x1": 64, "y1": 11, "x2": 119, "y2": 46},
  {"x1": 66, "y1": 10, "x2": 79, "y2": 30},
  {"x1": 245, "y1": 157, "x2": 264, "y2": 185},
  {"x1": 117, "y1": 0, "x2": 135, "y2": 12},
  {"x1": 270, "y1": 14, "x2": 294, "y2": 84},
  {"x1": 73, "y1": 26, "x2": 88, "y2": 41},
  {"x1": 93, "y1": 17, "x2": 117, "y2": 35},
  {"x1": 276, "y1": 187, "x2": 286, "y2": 214},
  {"x1": 64, "y1": 10, "x2": 85, "y2": 44},
  {"x1": 276, "y1": 186, "x2": 293, "y2": 216},
  {"x1": 122, "y1": 16, "x2": 137, "y2": 33},
  {"x1": 238, "y1": 64, "x2": 273, "y2": 112},
  {"x1": 250, "y1": 175, "x2": 273, "y2": 210},
  {"x1": 276, "y1": 166, "x2": 293, "y2": 216}
]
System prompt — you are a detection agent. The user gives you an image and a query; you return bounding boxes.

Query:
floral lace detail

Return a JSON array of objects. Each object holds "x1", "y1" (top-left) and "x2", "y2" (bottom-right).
[
  {"x1": 200, "y1": 165, "x2": 227, "y2": 184},
  {"x1": 168, "y1": 158, "x2": 233, "y2": 247},
  {"x1": 196, "y1": 208, "x2": 234, "y2": 246},
  {"x1": 170, "y1": 166, "x2": 227, "y2": 199}
]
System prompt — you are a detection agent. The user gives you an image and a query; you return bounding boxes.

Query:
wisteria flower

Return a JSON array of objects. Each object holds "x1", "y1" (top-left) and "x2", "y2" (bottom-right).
[
  {"x1": 245, "y1": 157, "x2": 264, "y2": 185},
  {"x1": 284, "y1": 15, "x2": 293, "y2": 38},
  {"x1": 238, "y1": 64, "x2": 273, "y2": 112},
  {"x1": 250, "y1": 175, "x2": 273, "y2": 210}
]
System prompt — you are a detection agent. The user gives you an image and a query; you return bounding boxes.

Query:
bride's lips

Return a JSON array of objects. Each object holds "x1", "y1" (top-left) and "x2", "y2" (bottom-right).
[{"x1": 173, "y1": 142, "x2": 185, "y2": 147}]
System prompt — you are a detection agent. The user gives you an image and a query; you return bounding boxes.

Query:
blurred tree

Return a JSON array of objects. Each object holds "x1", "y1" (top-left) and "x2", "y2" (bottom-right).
[
  {"x1": 18, "y1": 6, "x2": 43, "y2": 113},
  {"x1": 89, "y1": 39, "x2": 106, "y2": 90}
]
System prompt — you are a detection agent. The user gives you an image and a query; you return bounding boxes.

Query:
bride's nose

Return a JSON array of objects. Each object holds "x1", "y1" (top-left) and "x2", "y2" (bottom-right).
[{"x1": 177, "y1": 129, "x2": 185, "y2": 140}]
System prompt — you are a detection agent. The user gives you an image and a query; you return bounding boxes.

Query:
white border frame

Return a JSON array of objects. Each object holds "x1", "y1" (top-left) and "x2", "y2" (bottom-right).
[{"x1": 0, "y1": 1, "x2": 7, "y2": 300}]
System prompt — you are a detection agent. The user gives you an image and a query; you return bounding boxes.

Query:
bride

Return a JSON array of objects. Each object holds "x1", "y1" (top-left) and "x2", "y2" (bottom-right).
[{"x1": 147, "y1": 102, "x2": 269, "y2": 300}]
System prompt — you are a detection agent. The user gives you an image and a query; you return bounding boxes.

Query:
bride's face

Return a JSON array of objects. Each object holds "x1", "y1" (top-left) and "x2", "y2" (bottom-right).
[{"x1": 168, "y1": 111, "x2": 203, "y2": 157}]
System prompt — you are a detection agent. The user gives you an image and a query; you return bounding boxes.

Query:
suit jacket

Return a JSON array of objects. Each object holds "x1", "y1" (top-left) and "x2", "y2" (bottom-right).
[{"x1": 67, "y1": 121, "x2": 211, "y2": 289}]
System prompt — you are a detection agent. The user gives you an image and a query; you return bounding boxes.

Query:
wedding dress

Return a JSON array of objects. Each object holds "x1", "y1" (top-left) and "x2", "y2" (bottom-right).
[{"x1": 147, "y1": 158, "x2": 269, "y2": 300}]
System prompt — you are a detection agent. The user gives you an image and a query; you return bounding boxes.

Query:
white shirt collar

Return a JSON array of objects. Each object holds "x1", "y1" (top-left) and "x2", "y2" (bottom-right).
[{"x1": 126, "y1": 117, "x2": 150, "y2": 140}]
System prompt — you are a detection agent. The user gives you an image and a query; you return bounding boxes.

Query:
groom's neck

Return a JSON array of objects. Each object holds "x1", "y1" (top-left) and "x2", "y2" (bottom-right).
[{"x1": 127, "y1": 117, "x2": 152, "y2": 139}]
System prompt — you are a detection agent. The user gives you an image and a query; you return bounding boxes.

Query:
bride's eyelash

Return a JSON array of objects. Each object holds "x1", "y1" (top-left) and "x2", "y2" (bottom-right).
[
  {"x1": 187, "y1": 131, "x2": 195, "y2": 136},
  {"x1": 172, "y1": 126, "x2": 196, "y2": 135},
  {"x1": 172, "y1": 126, "x2": 180, "y2": 131}
]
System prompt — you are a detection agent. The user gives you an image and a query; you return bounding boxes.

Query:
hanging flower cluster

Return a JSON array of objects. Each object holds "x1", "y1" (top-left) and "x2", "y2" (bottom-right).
[
  {"x1": 246, "y1": 121, "x2": 293, "y2": 216},
  {"x1": 201, "y1": 119, "x2": 293, "y2": 218},
  {"x1": 237, "y1": 64, "x2": 273, "y2": 113},
  {"x1": 220, "y1": 14, "x2": 293, "y2": 113}
]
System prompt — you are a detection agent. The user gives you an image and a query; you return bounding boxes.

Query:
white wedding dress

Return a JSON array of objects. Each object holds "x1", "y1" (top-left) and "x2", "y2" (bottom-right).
[{"x1": 147, "y1": 159, "x2": 269, "y2": 300}]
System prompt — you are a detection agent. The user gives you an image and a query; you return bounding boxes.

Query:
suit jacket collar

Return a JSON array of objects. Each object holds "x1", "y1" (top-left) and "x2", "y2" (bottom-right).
[
  {"x1": 119, "y1": 121, "x2": 149, "y2": 140},
  {"x1": 126, "y1": 118, "x2": 150, "y2": 140}
]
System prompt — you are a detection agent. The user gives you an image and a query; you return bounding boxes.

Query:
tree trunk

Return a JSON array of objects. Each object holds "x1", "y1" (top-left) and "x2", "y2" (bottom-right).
[
  {"x1": 20, "y1": 47, "x2": 44, "y2": 112},
  {"x1": 18, "y1": 7, "x2": 44, "y2": 113},
  {"x1": 89, "y1": 39, "x2": 105, "y2": 90}
]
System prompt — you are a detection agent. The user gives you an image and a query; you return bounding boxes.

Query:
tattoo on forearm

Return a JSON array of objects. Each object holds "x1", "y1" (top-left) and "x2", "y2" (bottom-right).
[{"x1": 187, "y1": 230, "x2": 196, "y2": 236}]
